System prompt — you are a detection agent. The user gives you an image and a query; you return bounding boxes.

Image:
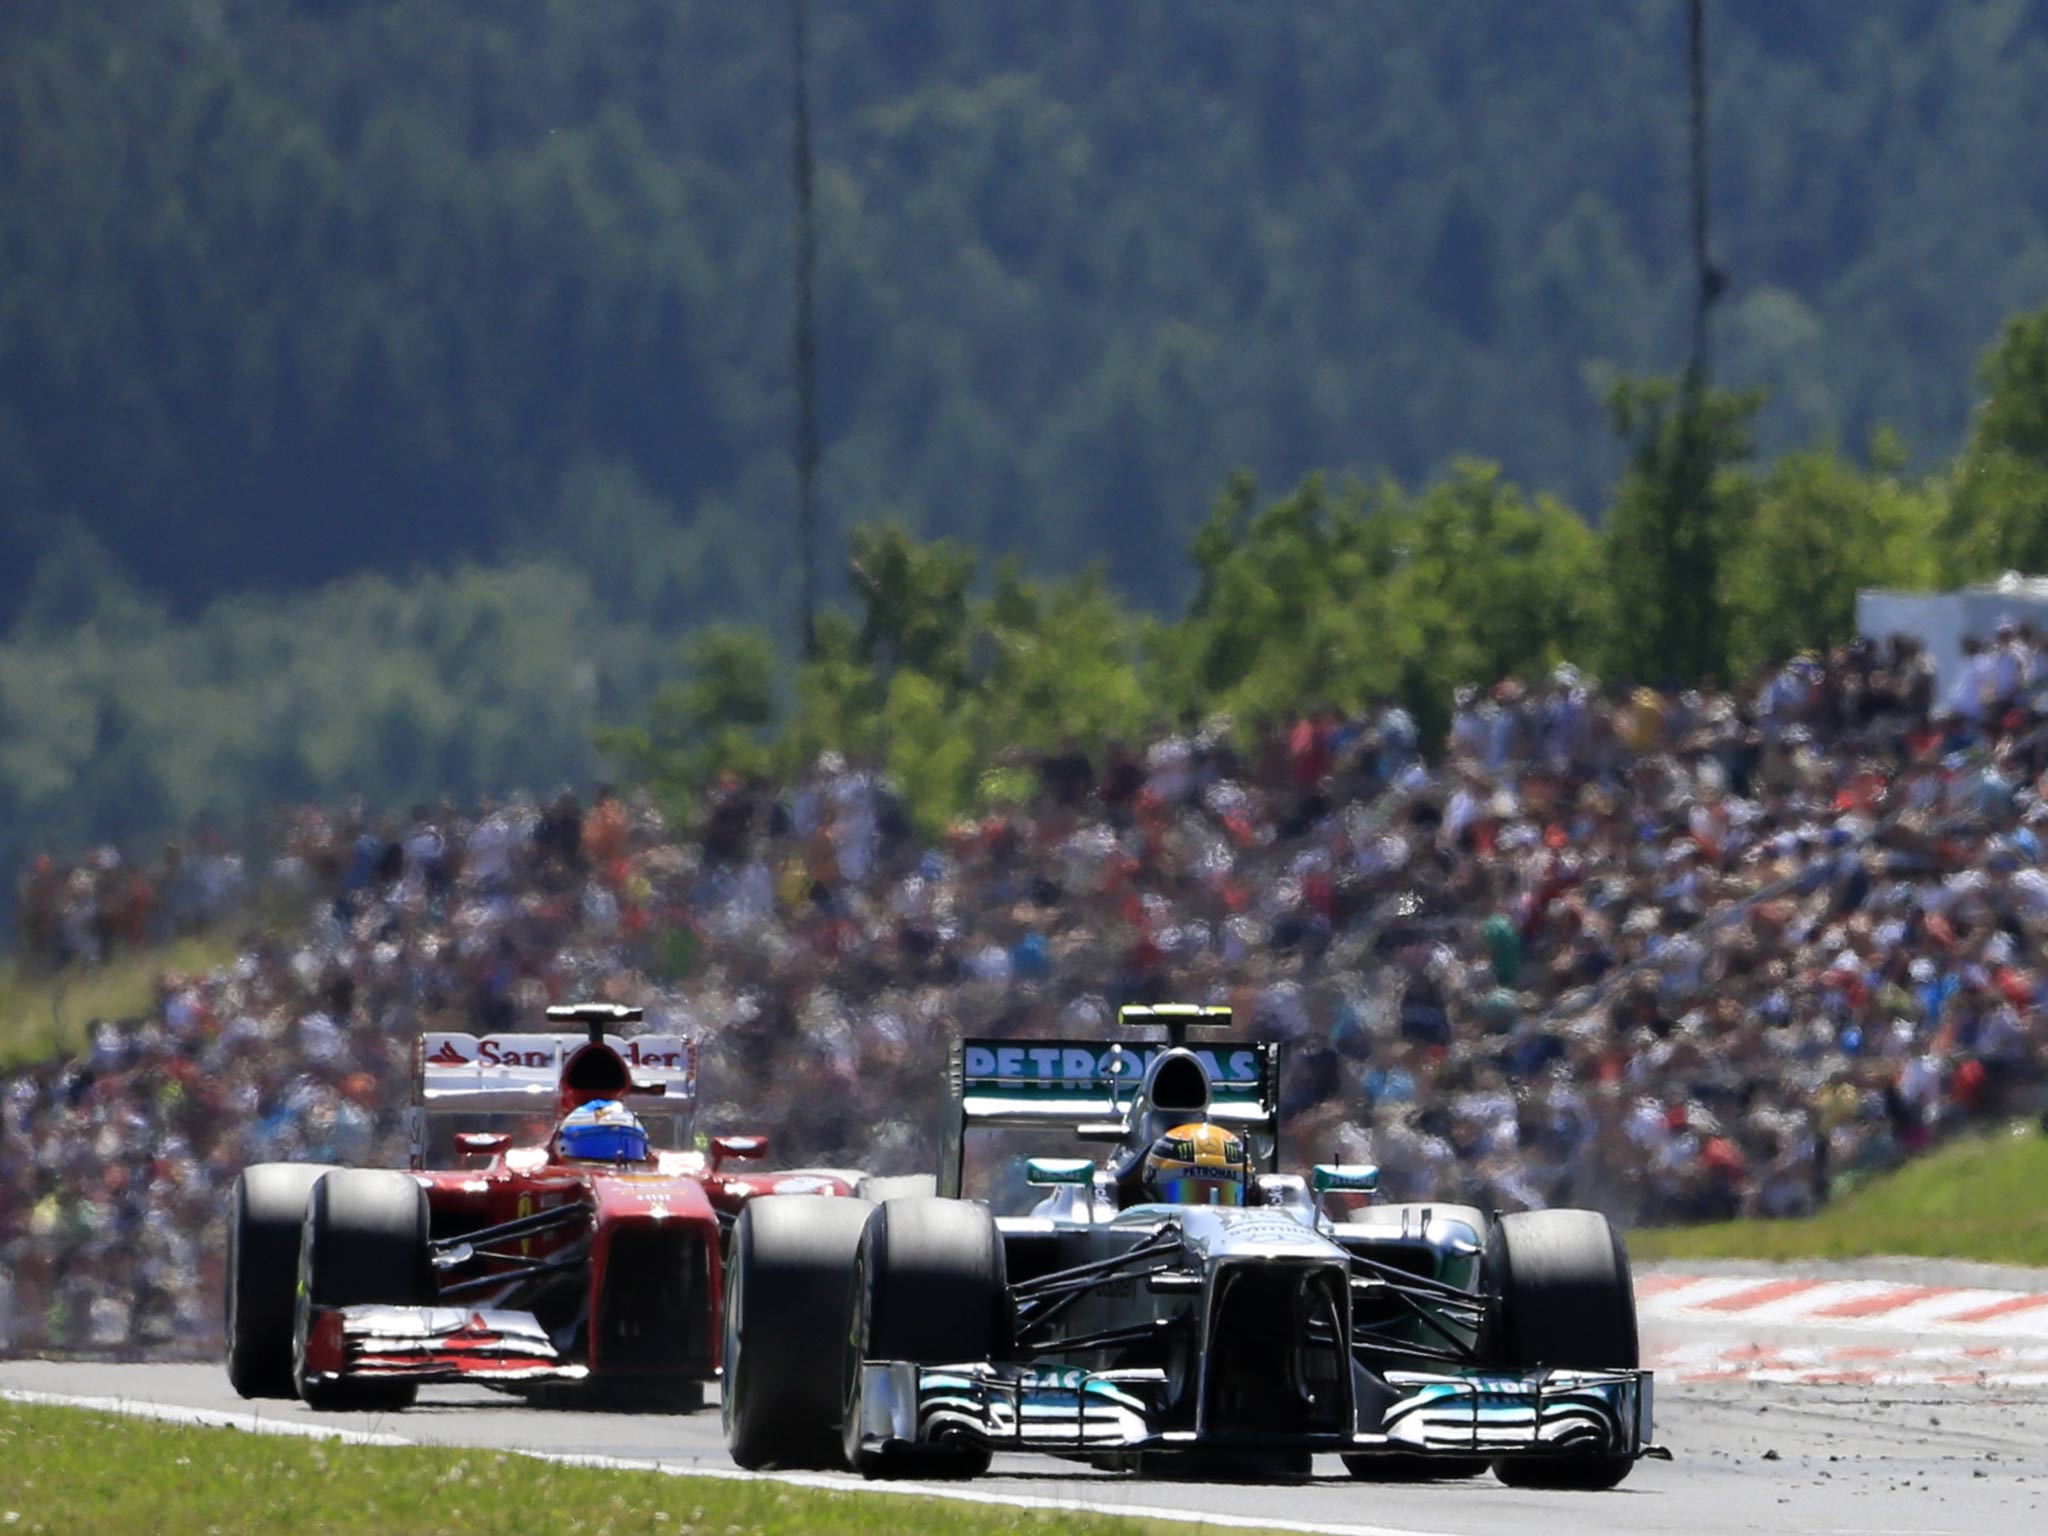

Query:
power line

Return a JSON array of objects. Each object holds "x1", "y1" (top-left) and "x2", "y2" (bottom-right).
[
  {"x1": 790, "y1": 0, "x2": 820, "y2": 657},
  {"x1": 1688, "y1": 0, "x2": 1726, "y2": 385}
]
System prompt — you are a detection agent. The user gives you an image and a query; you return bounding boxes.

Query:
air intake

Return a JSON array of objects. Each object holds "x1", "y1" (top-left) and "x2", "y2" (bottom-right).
[{"x1": 1145, "y1": 1049, "x2": 1212, "y2": 1118}]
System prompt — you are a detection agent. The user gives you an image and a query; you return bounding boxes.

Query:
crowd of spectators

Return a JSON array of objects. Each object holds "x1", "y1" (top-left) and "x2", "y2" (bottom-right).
[
  {"x1": 13, "y1": 838, "x2": 250, "y2": 971},
  {"x1": 5, "y1": 630, "x2": 2048, "y2": 1356}
]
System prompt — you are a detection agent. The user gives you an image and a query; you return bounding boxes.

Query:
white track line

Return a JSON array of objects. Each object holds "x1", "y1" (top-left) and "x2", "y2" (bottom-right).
[{"x1": 0, "y1": 1389, "x2": 1466, "y2": 1536}]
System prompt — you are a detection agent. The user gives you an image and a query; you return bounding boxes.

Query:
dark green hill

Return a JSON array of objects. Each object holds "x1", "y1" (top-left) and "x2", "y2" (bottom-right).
[{"x1": 7, "y1": 1, "x2": 2048, "y2": 621}]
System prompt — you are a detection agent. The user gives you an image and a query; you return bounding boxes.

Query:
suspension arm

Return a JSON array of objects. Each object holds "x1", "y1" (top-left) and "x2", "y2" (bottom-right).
[
  {"x1": 1344, "y1": 1250, "x2": 1485, "y2": 1306},
  {"x1": 435, "y1": 1251, "x2": 587, "y2": 1301},
  {"x1": 1016, "y1": 1317, "x2": 1183, "y2": 1359},
  {"x1": 431, "y1": 1204, "x2": 592, "y2": 1253},
  {"x1": 1009, "y1": 1230, "x2": 1183, "y2": 1300},
  {"x1": 1348, "y1": 1333, "x2": 1477, "y2": 1368}
]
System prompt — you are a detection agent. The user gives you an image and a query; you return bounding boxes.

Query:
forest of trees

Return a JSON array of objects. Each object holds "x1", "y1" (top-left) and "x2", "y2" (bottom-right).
[{"x1": 9, "y1": 2, "x2": 2048, "y2": 903}]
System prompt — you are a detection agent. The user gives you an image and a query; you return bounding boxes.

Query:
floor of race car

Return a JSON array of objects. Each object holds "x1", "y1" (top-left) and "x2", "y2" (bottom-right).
[{"x1": 3, "y1": 1351, "x2": 2043, "y2": 1536}]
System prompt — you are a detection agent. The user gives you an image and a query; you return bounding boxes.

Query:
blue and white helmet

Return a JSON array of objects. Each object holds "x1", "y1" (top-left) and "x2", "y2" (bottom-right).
[{"x1": 557, "y1": 1099, "x2": 649, "y2": 1163}]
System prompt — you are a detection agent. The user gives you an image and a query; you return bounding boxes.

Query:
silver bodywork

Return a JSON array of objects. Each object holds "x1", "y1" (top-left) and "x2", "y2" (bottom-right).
[
  {"x1": 850, "y1": 1014, "x2": 1658, "y2": 1468},
  {"x1": 849, "y1": 1196, "x2": 1654, "y2": 1462}
]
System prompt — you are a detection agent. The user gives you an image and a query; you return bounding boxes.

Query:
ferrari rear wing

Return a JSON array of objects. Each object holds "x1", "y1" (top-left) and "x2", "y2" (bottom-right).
[
  {"x1": 407, "y1": 1026, "x2": 696, "y2": 1166},
  {"x1": 414, "y1": 1031, "x2": 695, "y2": 1110}
]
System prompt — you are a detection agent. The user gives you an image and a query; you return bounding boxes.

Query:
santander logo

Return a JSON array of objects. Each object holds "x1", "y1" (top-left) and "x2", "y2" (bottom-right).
[
  {"x1": 423, "y1": 1033, "x2": 692, "y2": 1077},
  {"x1": 479, "y1": 1039, "x2": 557, "y2": 1068},
  {"x1": 620, "y1": 1041, "x2": 687, "y2": 1071}
]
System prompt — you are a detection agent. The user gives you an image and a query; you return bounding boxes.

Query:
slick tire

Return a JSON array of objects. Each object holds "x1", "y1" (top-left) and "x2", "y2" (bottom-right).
[
  {"x1": 1483, "y1": 1209, "x2": 1638, "y2": 1491},
  {"x1": 225, "y1": 1163, "x2": 337, "y2": 1399},
  {"x1": 722, "y1": 1195, "x2": 874, "y2": 1469},
  {"x1": 292, "y1": 1169, "x2": 433, "y2": 1412},
  {"x1": 842, "y1": 1197, "x2": 1009, "y2": 1480}
]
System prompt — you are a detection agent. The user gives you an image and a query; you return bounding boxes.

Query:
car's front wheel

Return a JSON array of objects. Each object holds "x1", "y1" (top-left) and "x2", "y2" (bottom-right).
[
  {"x1": 841, "y1": 1197, "x2": 1008, "y2": 1480},
  {"x1": 1484, "y1": 1209, "x2": 1639, "y2": 1491},
  {"x1": 722, "y1": 1195, "x2": 873, "y2": 1469},
  {"x1": 225, "y1": 1163, "x2": 337, "y2": 1400},
  {"x1": 292, "y1": 1169, "x2": 433, "y2": 1412}
]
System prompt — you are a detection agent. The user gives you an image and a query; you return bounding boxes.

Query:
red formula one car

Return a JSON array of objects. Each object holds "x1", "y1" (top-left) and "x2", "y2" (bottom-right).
[{"x1": 225, "y1": 1003, "x2": 867, "y2": 1411}]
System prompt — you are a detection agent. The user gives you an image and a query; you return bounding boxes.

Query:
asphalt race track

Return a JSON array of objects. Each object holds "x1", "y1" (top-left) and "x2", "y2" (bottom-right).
[
  {"x1": 7, "y1": 1263, "x2": 2048, "y2": 1536},
  {"x1": 6, "y1": 1337, "x2": 2045, "y2": 1536}
]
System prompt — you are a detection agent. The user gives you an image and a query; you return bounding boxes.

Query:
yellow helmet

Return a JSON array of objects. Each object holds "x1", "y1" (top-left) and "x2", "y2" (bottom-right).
[{"x1": 1143, "y1": 1122, "x2": 1250, "y2": 1206}]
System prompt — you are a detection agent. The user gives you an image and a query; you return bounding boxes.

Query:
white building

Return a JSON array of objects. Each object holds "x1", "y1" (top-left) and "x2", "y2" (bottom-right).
[{"x1": 1857, "y1": 572, "x2": 2048, "y2": 694}]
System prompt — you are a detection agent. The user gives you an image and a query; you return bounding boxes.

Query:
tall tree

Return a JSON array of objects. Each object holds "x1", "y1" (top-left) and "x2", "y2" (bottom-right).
[
  {"x1": 1945, "y1": 308, "x2": 2048, "y2": 582},
  {"x1": 1722, "y1": 435, "x2": 1944, "y2": 675},
  {"x1": 1601, "y1": 376, "x2": 1761, "y2": 685}
]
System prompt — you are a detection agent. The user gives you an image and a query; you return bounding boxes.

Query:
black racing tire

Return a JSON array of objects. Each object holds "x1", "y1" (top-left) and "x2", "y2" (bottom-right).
[
  {"x1": 292, "y1": 1169, "x2": 434, "y2": 1412},
  {"x1": 1342, "y1": 1453, "x2": 1490, "y2": 1481},
  {"x1": 1484, "y1": 1209, "x2": 1639, "y2": 1491},
  {"x1": 853, "y1": 1174, "x2": 938, "y2": 1204},
  {"x1": 225, "y1": 1163, "x2": 337, "y2": 1399},
  {"x1": 722, "y1": 1195, "x2": 874, "y2": 1469},
  {"x1": 842, "y1": 1197, "x2": 1008, "y2": 1480}
]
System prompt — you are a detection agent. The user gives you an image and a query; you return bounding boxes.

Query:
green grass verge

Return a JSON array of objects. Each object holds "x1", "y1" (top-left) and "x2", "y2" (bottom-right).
[
  {"x1": 0, "y1": 929, "x2": 244, "y2": 1069},
  {"x1": 1630, "y1": 1121, "x2": 2048, "y2": 1267},
  {"x1": 0, "y1": 1402, "x2": 1212, "y2": 1536}
]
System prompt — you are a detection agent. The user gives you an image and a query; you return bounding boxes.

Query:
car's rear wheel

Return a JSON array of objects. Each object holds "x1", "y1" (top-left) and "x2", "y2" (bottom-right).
[
  {"x1": 722, "y1": 1195, "x2": 874, "y2": 1469},
  {"x1": 842, "y1": 1197, "x2": 1008, "y2": 1480},
  {"x1": 853, "y1": 1174, "x2": 937, "y2": 1204},
  {"x1": 226, "y1": 1163, "x2": 336, "y2": 1399},
  {"x1": 292, "y1": 1169, "x2": 433, "y2": 1412},
  {"x1": 1484, "y1": 1209, "x2": 1639, "y2": 1491}
]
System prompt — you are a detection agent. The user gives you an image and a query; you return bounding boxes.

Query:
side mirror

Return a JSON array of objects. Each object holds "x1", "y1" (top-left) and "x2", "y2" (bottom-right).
[
  {"x1": 455, "y1": 1132, "x2": 512, "y2": 1161},
  {"x1": 1310, "y1": 1163, "x2": 1380, "y2": 1198},
  {"x1": 1105, "y1": 1042, "x2": 1133, "y2": 1114},
  {"x1": 711, "y1": 1135, "x2": 768, "y2": 1173},
  {"x1": 1075, "y1": 1122, "x2": 1130, "y2": 1144},
  {"x1": 1025, "y1": 1157, "x2": 1096, "y2": 1187}
]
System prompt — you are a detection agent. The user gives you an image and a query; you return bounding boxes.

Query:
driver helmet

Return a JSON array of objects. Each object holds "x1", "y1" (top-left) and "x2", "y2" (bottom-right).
[
  {"x1": 556, "y1": 1099, "x2": 649, "y2": 1164},
  {"x1": 1143, "y1": 1122, "x2": 1250, "y2": 1206}
]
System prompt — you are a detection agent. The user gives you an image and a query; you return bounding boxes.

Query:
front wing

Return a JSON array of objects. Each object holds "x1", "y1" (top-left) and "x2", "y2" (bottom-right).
[
  {"x1": 850, "y1": 1359, "x2": 1659, "y2": 1461},
  {"x1": 300, "y1": 1304, "x2": 589, "y2": 1387}
]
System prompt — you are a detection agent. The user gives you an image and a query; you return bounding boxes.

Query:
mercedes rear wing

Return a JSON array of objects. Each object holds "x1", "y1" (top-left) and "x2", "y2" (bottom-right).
[{"x1": 937, "y1": 1006, "x2": 1283, "y2": 1198}]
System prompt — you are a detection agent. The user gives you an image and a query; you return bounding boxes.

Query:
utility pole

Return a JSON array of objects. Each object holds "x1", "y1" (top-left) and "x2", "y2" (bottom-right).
[
  {"x1": 790, "y1": 0, "x2": 821, "y2": 657},
  {"x1": 1687, "y1": 0, "x2": 1725, "y2": 385}
]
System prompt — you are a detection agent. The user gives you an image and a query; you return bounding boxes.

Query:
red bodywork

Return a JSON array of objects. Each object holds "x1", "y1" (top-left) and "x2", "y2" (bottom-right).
[{"x1": 299, "y1": 1027, "x2": 856, "y2": 1397}]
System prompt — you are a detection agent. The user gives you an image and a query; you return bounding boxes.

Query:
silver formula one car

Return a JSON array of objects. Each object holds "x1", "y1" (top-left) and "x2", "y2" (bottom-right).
[{"x1": 722, "y1": 1005, "x2": 1665, "y2": 1488}]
